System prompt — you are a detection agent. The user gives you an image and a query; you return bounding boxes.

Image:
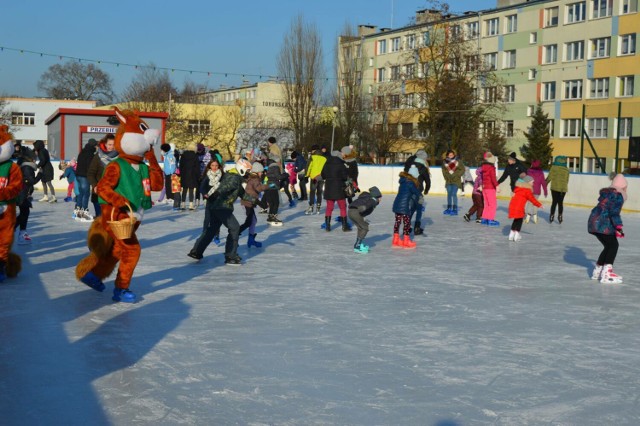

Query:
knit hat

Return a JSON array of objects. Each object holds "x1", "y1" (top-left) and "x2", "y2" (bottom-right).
[
  {"x1": 251, "y1": 162, "x2": 264, "y2": 173},
  {"x1": 160, "y1": 143, "x2": 171, "y2": 153},
  {"x1": 610, "y1": 173, "x2": 628, "y2": 201},
  {"x1": 484, "y1": 151, "x2": 495, "y2": 163},
  {"x1": 197, "y1": 143, "x2": 205, "y2": 154},
  {"x1": 368, "y1": 186, "x2": 382, "y2": 198},
  {"x1": 516, "y1": 175, "x2": 534, "y2": 188},
  {"x1": 341, "y1": 145, "x2": 357, "y2": 162},
  {"x1": 331, "y1": 150, "x2": 342, "y2": 157},
  {"x1": 509, "y1": 152, "x2": 517, "y2": 160},
  {"x1": 553, "y1": 156, "x2": 567, "y2": 166},
  {"x1": 415, "y1": 149, "x2": 428, "y2": 161},
  {"x1": 408, "y1": 165, "x2": 419, "y2": 178}
]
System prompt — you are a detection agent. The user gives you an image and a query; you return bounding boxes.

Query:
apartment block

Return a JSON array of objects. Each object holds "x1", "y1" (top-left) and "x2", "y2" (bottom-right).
[{"x1": 339, "y1": 0, "x2": 639, "y2": 171}]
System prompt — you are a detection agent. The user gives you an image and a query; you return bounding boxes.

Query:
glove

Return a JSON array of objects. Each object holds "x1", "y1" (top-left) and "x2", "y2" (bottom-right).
[{"x1": 616, "y1": 226, "x2": 625, "y2": 238}]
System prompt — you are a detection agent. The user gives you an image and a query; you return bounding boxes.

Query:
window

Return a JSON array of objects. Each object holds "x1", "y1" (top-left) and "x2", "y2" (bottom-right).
[
  {"x1": 564, "y1": 79, "x2": 583, "y2": 99},
  {"x1": 562, "y1": 119, "x2": 582, "y2": 137},
  {"x1": 617, "y1": 118, "x2": 633, "y2": 138},
  {"x1": 618, "y1": 76, "x2": 634, "y2": 96},
  {"x1": 465, "y1": 54, "x2": 480, "y2": 71},
  {"x1": 620, "y1": 34, "x2": 636, "y2": 55},
  {"x1": 590, "y1": 37, "x2": 610, "y2": 58},
  {"x1": 187, "y1": 120, "x2": 211, "y2": 134},
  {"x1": 405, "y1": 63, "x2": 416, "y2": 79},
  {"x1": 588, "y1": 118, "x2": 608, "y2": 138},
  {"x1": 504, "y1": 50, "x2": 516, "y2": 69},
  {"x1": 483, "y1": 86, "x2": 499, "y2": 103},
  {"x1": 548, "y1": 119, "x2": 556, "y2": 137},
  {"x1": 377, "y1": 67, "x2": 386, "y2": 82},
  {"x1": 390, "y1": 65, "x2": 400, "y2": 81},
  {"x1": 566, "y1": 2, "x2": 587, "y2": 23},
  {"x1": 406, "y1": 34, "x2": 416, "y2": 50},
  {"x1": 484, "y1": 52, "x2": 498, "y2": 70},
  {"x1": 391, "y1": 37, "x2": 401, "y2": 52},
  {"x1": 592, "y1": 0, "x2": 612, "y2": 18},
  {"x1": 483, "y1": 121, "x2": 496, "y2": 135},
  {"x1": 403, "y1": 93, "x2": 415, "y2": 108},
  {"x1": 565, "y1": 41, "x2": 585, "y2": 61},
  {"x1": 450, "y1": 25, "x2": 461, "y2": 39},
  {"x1": 378, "y1": 39, "x2": 387, "y2": 54},
  {"x1": 528, "y1": 69, "x2": 537, "y2": 80},
  {"x1": 527, "y1": 105, "x2": 535, "y2": 116},
  {"x1": 505, "y1": 121, "x2": 515, "y2": 137},
  {"x1": 545, "y1": 7, "x2": 559, "y2": 27},
  {"x1": 589, "y1": 78, "x2": 609, "y2": 98},
  {"x1": 530, "y1": 32, "x2": 538, "y2": 44},
  {"x1": 401, "y1": 123, "x2": 413, "y2": 137},
  {"x1": 369, "y1": 58, "x2": 374, "y2": 67},
  {"x1": 485, "y1": 18, "x2": 499, "y2": 36},
  {"x1": 504, "y1": 85, "x2": 516, "y2": 103},
  {"x1": 621, "y1": 0, "x2": 638, "y2": 14},
  {"x1": 543, "y1": 82, "x2": 557, "y2": 100},
  {"x1": 11, "y1": 112, "x2": 35, "y2": 126},
  {"x1": 466, "y1": 22, "x2": 479, "y2": 39},
  {"x1": 375, "y1": 95, "x2": 385, "y2": 110},
  {"x1": 505, "y1": 14, "x2": 518, "y2": 33},
  {"x1": 544, "y1": 44, "x2": 558, "y2": 64},
  {"x1": 423, "y1": 31, "x2": 430, "y2": 46},
  {"x1": 389, "y1": 95, "x2": 400, "y2": 109}
]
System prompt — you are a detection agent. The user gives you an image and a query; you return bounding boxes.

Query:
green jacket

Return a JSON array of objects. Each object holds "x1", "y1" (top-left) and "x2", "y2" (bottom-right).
[
  {"x1": 545, "y1": 165, "x2": 569, "y2": 193},
  {"x1": 208, "y1": 169, "x2": 245, "y2": 211},
  {"x1": 441, "y1": 161, "x2": 466, "y2": 189}
]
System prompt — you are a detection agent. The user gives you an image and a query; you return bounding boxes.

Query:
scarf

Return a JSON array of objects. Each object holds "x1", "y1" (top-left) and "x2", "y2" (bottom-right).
[
  {"x1": 98, "y1": 147, "x2": 119, "y2": 166},
  {"x1": 444, "y1": 157, "x2": 458, "y2": 174},
  {"x1": 206, "y1": 169, "x2": 222, "y2": 197}
]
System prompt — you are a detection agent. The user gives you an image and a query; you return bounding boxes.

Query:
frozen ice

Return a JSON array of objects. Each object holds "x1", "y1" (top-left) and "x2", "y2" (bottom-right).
[{"x1": 1, "y1": 192, "x2": 639, "y2": 425}]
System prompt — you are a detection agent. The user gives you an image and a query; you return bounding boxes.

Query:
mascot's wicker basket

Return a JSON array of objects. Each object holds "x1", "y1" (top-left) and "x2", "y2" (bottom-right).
[{"x1": 108, "y1": 203, "x2": 137, "y2": 240}]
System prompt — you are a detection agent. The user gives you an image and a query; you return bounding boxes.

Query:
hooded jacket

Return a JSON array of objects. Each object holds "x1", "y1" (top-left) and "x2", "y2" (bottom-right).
[
  {"x1": 321, "y1": 155, "x2": 349, "y2": 200},
  {"x1": 33, "y1": 140, "x2": 54, "y2": 182},
  {"x1": 588, "y1": 187, "x2": 624, "y2": 235},
  {"x1": 392, "y1": 172, "x2": 421, "y2": 216}
]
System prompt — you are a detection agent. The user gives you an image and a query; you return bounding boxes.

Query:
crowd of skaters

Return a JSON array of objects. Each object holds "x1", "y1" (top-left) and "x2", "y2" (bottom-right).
[{"x1": 7, "y1": 136, "x2": 630, "y2": 284}]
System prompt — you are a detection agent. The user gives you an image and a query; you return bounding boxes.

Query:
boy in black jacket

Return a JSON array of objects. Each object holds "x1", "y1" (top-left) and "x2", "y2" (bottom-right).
[{"x1": 348, "y1": 186, "x2": 382, "y2": 254}]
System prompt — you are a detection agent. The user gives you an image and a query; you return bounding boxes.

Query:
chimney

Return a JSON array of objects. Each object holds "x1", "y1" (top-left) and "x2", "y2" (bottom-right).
[
  {"x1": 416, "y1": 9, "x2": 443, "y2": 24},
  {"x1": 358, "y1": 24, "x2": 377, "y2": 37}
]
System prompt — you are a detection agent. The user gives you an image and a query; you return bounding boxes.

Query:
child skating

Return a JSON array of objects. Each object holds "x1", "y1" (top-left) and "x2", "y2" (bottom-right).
[
  {"x1": 588, "y1": 174, "x2": 627, "y2": 284},
  {"x1": 392, "y1": 166, "x2": 421, "y2": 248},
  {"x1": 508, "y1": 175, "x2": 543, "y2": 242},
  {"x1": 348, "y1": 186, "x2": 382, "y2": 254}
]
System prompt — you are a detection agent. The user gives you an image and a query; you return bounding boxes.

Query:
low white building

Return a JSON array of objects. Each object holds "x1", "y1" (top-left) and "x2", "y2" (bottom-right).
[{"x1": 1, "y1": 97, "x2": 96, "y2": 155}]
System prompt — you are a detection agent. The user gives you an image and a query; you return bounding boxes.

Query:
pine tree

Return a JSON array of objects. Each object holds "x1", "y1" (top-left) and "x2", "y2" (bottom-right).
[{"x1": 521, "y1": 103, "x2": 553, "y2": 168}]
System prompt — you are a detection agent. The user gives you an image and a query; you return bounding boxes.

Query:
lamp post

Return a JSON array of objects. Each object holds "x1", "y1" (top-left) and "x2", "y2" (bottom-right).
[{"x1": 330, "y1": 106, "x2": 339, "y2": 153}]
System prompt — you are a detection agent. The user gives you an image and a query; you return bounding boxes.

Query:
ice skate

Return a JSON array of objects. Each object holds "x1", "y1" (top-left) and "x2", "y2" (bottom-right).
[
  {"x1": 187, "y1": 249, "x2": 203, "y2": 260},
  {"x1": 38, "y1": 195, "x2": 49, "y2": 202},
  {"x1": 267, "y1": 214, "x2": 283, "y2": 226},
  {"x1": 248, "y1": 233, "x2": 263, "y2": 248},
  {"x1": 392, "y1": 233, "x2": 403, "y2": 248},
  {"x1": 17, "y1": 231, "x2": 32, "y2": 245},
  {"x1": 64, "y1": 196, "x2": 73, "y2": 202},
  {"x1": 558, "y1": 214, "x2": 563, "y2": 224},
  {"x1": 591, "y1": 264, "x2": 603, "y2": 280},
  {"x1": 414, "y1": 222, "x2": 424, "y2": 235},
  {"x1": 189, "y1": 202, "x2": 195, "y2": 210},
  {"x1": 354, "y1": 239, "x2": 369, "y2": 254},
  {"x1": 323, "y1": 216, "x2": 331, "y2": 231},
  {"x1": 48, "y1": 195, "x2": 57, "y2": 203},
  {"x1": 224, "y1": 254, "x2": 242, "y2": 266},
  {"x1": 402, "y1": 235, "x2": 416, "y2": 249},
  {"x1": 305, "y1": 205, "x2": 314, "y2": 215},
  {"x1": 112, "y1": 288, "x2": 137, "y2": 303},
  {"x1": 524, "y1": 214, "x2": 530, "y2": 224},
  {"x1": 314, "y1": 204, "x2": 321, "y2": 215},
  {"x1": 463, "y1": 213, "x2": 471, "y2": 222},
  {"x1": 532, "y1": 214, "x2": 538, "y2": 224},
  {"x1": 513, "y1": 231, "x2": 522, "y2": 242},
  {"x1": 488, "y1": 220, "x2": 500, "y2": 227},
  {"x1": 600, "y1": 264, "x2": 623, "y2": 284},
  {"x1": 508, "y1": 230, "x2": 515, "y2": 241}
]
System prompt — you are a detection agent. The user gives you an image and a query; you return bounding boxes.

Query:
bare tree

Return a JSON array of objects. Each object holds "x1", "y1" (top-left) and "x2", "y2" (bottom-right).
[
  {"x1": 335, "y1": 23, "x2": 367, "y2": 149},
  {"x1": 277, "y1": 14, "x2": 324, "y2": 150},
  {"x1": 0, "y1": 98, "x2": 12, "y2": 129},
  {"x1": 37, "y1": 62, "x2": 115, "y2": 105},
  {"x1": 404, "y1": 2, "x2": 505, "y2": 163}
]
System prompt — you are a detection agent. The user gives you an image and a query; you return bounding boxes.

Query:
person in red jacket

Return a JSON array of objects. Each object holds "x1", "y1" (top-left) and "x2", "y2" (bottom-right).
[
  {"x1": 480, "y1": 152, "x2": 500, "y2": 226},
  {"x1": 508, "y1": 175, "x2": 543, "y2": 242}
]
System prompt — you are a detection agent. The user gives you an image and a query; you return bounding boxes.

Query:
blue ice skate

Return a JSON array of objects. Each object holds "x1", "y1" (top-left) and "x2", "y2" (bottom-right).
[
  {"x1": 112, "y1": 288, "x2": 136, "y2": 303},
  {"x1": 248, "y1": 233, "x2": 263, "y2": 248},
  {"x1": 80, "y1": 271, "x2": 106, "y2": 292},
  {"x1": 488, "y1": 220, "x2": 500, "y2": 227}
]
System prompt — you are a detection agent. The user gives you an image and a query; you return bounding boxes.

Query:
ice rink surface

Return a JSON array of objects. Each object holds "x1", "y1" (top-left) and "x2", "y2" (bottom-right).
[{"x1": 1, "y1": 191, "x2": 639, "y2": 425}]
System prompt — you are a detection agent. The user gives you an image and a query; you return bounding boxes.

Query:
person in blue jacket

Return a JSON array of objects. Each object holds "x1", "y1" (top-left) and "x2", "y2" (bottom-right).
[
  {"x1": 160, "y1": 143, "x2": 177, "y2": 208},
  {"x1": 588, "y1": 174, "x2": 627, "y2": 284},
  {"x1": 392, "y1": 165, "x2": 421, "y2": 248}
]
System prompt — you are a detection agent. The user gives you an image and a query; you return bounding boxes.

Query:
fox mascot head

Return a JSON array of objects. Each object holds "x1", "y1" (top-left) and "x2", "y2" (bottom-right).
[
  {"x1": 112, "y1": 107, "x2": 160, "y2": 163},
  {"x1": 0, "y1": 125, "x2": 15, "y2": 163}
]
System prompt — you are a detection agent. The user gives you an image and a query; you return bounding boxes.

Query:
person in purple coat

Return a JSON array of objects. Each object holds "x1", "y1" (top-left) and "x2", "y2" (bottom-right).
[{"x1": 525, "y1": 160, "x2": 548, "y2": 224}]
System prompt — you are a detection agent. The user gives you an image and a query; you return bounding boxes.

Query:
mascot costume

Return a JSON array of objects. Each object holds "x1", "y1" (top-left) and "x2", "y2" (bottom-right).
[
  {"x1": 0, "y1": 125, "x2": 23, "y2": 282},
  {"x1": 75, "y1": 108, "x2": 163, "y2": 302}
]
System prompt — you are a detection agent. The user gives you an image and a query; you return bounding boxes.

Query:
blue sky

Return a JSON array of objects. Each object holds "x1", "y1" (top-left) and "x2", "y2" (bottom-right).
[{"x1": 1, "y1": 0, "x2": 496, "y2": 99}]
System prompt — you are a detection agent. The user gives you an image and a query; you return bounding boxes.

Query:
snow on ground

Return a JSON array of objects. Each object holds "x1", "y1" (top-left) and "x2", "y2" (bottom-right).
[{"x1": 1, "y1": 191, "x2": 639, "y2": 425}]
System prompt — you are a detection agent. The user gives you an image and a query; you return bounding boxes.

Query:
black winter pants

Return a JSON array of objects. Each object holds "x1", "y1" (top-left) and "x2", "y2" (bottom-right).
[
  {"x1": 550, "y1": 190, "x2": 566, "y2": 216},
  {"x1": 595, "y1": 233, "x2": 619, "y2": 265}
]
